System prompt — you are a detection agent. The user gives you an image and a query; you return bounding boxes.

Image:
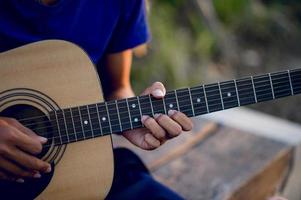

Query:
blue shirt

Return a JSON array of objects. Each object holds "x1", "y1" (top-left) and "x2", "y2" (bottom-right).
[{"x1": 0, "y1": 0, "x2": 150, "y2": 64}]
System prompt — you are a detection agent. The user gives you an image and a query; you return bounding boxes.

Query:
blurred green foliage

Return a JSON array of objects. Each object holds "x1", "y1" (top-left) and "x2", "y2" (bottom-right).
[
  {"x1": 132, "y1": 0, "x2": 215, "y2": 92},
  {"x1": 213, "y1": 0, "x2": 250, "y2": 25},
  {"x1": 131, "y1": 0, "x2": 301, "y2": 122}
]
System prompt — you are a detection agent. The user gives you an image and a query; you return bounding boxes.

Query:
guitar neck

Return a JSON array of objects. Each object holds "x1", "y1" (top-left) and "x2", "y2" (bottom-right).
[{"x1": 49, "y1": 68, "x2": 301, "y2": 146}]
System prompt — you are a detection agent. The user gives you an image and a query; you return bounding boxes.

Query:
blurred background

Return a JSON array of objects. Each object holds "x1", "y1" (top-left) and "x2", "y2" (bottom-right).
[
  {"x1": 131, "y1": 0, "x2": 301, "y2": 123},
  {"x1": 113, "y1": 1, "x2": 301, "y2": 199}
]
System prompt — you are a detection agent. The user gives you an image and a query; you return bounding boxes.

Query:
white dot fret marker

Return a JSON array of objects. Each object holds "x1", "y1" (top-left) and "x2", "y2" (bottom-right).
[
  {"x1": 169, "y1": 104, "x2": 173, "y2": 108},
  {"x1": 84, "y1": 120, "x2": 88, "y2": 125},
  {"x1": 196, "y1": 98, "x2": 201, "y2": 103},
  {"x1": 132, "y1": 104, "x2": 136, "y2": 108},
  {"x1": 102, "y1": 117, "x2": 106, "y2": 121},
  {"x1": 134, "y1": 118, "x2": 138, "y2": 122},
  {"x1": 227, "y1": 92, "x2": 231, "y2": 97}
]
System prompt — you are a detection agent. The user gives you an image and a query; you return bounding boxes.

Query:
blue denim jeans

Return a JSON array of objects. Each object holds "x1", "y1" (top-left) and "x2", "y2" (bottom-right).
[{"x1": 106, "y1": 148, "x2": 184, "y2": 200}]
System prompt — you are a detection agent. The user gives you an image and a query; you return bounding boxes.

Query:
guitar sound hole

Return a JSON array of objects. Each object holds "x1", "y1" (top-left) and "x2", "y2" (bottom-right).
[{"x1": 0, "y1": 104, "x2": 53, "y2": 158}]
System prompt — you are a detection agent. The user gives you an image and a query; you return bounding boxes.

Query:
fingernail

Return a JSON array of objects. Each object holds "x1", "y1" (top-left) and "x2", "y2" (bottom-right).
[
  {"x1": 38, "y1": 136, "x2": 48, "y2": 144},
  {"x1": 141, "y1": 115, "x2": 149, "y2": 123},
  {"x1": 154, "y1": 114, "x2": 161, "y2": 119},
  {"x1": 33, "y1": 172, "x2": 41, "y2": 178},
  {"x1": 168, "y1": 110, "x2": 177, "y2": 116},
  {"x1": 16, "y1": 178, "x2": 24, "y2": 183},
  {"x1": 152, "y1": 89, "x2": 164, "y2": 97},
  {"x1": 45, "y1": 165, "x2": 52, "y2": 173}
]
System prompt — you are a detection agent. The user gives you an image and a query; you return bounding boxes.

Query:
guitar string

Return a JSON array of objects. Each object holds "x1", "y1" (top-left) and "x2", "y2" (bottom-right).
[
  {"x1": 16, "y1": 72, "x2": 301, "y2": 124},
  {"x1": 15, "y1": 73, "x2": 298, "y2": 123},
  {"x1": 22, "y1": 86, "x2": 296, "y2": 142},
  {"x1": 22, "y1": 86, "x2": 297, "y2": 131},
  {"x1": 21, "y1": 82, "x2": 300, "y2": 131},
  {"x1": 41, "y1": 86, "x2": 298, "y2": 148},
  {"x1": 16, "y1": 73, "x2": 301, "y2": 124},
  {"x1": 37, "y1": 95, "x2": 299, "y2": 146},
  {"x1": 9, "y1": 70, "x2": 300, "y2": 147},
  {"x1": 20, "y1": 80, "x2": 300, "y2": 129}
]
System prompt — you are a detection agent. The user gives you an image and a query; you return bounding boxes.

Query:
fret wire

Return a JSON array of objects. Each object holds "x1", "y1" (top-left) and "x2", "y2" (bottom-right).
[
  {"x1": 137, "y1": 96, "x2": 143, "y2": 117},
  {"x1": 188, "y1": 87, "x2": 195, "y2": 116},
  {"x1": 251, "y1": 76, "x2": 258, "y2": 103},
  {"x1": 236, "y1": 77, "x2": 255, "y2": 102},
  {"x1": 125, "y1": 98, "x2": 133, "y2": 129},
  {"x1": 203, "y1": 86, "x2": 209, "y2": 113},
  {"x1": 69, "y1": 108, "x2": 77, "y2": 141},
  {"x1": 128, "y1": 97, "x2": 143, "y2": 128},
  {"x1": 149, "y1": 94, "x2": 155, "y2": 116},
  {"x1": 63, "y1": 109, "x2": 75, "y2": 142},
  {"x1": 104, "y1": 102, "x2": 113, "y2": 134},
  {"x1": 54, "y1": 111, "x2": 63, "y2": 144},
  {"x1": 221, "y1": 80, "x2": 239, "y2": 109},
  {"x1": 174, "y1": 90, "x2": 181, "y2": 112},
  {"x1": 115, "y1": 100, "x2": 123, "y2": 132},
  {"x1": 86, "y1": 105, "x2": 94, "y2": 138},
  {"x1": 268, "y1": 73, "x2": 275, "y2": 99},
  {"x1": 174, "y1": 90, "x2": 180, "y2": 112},
  {"x1": 162, "y1": 95, "x2": 167, "y2": 114},
  {"x1": 62, "y1": 110, "x2": 70, "y2": 143},
  {"x1": 234, "y1": 79, "x2": 241, "y2": 107},
  {"x1": 217, "y1": 82, "x2": 224, "y2": 110},
  {"x1": 288, "y1": 70, "x2": 294, "y2": 95},
  {"x1": 77, "y1": 107, "x2": 85, "y2": 139},
  {"x1": 176, "y1": 88, "x2": 194, "y2": 116},
  {"x1": 271, "y1": 72, "x2": 292, "y2": 98},
  {"x1": 137, "y1": 96, "x2": 145, "y2": 128},
  {"x1": 95, "y1": 104, "x2": 103, "y2": 136},
  {"x1": 164, "y1": 91, "x2": 178, "y2": 113}
]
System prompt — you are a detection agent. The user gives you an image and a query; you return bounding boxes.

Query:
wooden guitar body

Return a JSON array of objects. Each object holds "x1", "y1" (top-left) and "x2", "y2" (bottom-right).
[{"x1": 0, "y1": 40, "x2": 114, "y2": 199}]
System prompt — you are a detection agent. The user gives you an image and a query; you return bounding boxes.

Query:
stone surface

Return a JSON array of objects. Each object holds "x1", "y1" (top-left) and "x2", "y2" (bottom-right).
[{"x1": 112, "y1": 117, "x2": 291, "y2": 200}]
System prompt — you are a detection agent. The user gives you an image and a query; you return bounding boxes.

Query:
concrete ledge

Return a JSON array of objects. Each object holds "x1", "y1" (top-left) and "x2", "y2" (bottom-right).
[{"x1": 201, "y1": 107, "x2": 301, "y2": 145}]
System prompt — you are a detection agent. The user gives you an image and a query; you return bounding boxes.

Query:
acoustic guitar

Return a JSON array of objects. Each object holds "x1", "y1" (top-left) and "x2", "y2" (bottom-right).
[{"x1": 0, "y1": 40, "x2": 300, "y2": 199}]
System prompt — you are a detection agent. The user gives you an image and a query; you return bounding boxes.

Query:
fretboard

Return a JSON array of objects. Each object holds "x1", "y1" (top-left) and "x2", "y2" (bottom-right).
[{"x1": 49, "y1": 68, "x2": 301, "y2": 146}]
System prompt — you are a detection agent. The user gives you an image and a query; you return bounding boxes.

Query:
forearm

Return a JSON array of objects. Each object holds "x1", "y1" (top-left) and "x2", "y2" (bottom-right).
[{"x1": 99, "y1": 49, "x2": 133, "y2": 101}]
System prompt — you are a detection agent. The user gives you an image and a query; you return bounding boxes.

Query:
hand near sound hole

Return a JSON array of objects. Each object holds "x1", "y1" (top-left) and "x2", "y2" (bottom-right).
[
  {"x1": 0, "y1": 117, "x2": 51, "y2": 183},
  {"x1": 123, "y1": 82, "x2": 193, "y2": 150}
]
